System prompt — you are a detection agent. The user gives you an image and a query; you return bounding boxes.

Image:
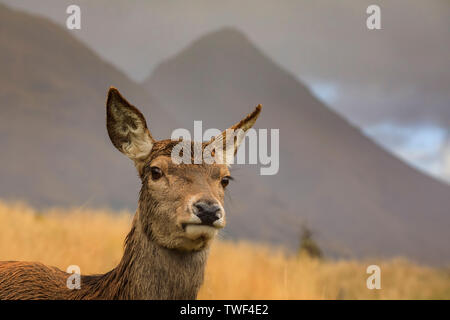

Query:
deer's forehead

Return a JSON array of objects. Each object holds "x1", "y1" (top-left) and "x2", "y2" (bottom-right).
[
  {"x1": 150, "y1": 156, "x2": 228, "y2": 179},
  {"x1": 168, "y1": 165, "x2": 222, "y2": 180}
]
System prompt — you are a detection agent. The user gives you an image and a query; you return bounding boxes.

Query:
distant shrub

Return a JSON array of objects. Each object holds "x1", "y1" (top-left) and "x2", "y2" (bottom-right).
[{"x1": 298, "y1": 225, "x2": 323, "y2": 259}]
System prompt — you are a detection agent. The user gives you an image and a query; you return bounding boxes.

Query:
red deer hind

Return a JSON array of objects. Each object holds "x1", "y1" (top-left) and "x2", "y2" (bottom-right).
[{"x1": 0, "y1": 87, "x2": 261, "y2": 300}]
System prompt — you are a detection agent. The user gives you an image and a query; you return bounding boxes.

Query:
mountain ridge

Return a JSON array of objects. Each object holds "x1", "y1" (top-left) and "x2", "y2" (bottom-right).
[
  {"x1": 144, "y1": 27, "x2": 450, "y2": 264},
  {"x1": 0, "y1": 3, "x2": 176, "y2": 209}
]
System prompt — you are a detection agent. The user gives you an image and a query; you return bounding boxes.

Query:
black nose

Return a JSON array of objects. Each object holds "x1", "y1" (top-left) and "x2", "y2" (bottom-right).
[{"x1": 193, "y1": 201, "x2": 221, "y2": 226}]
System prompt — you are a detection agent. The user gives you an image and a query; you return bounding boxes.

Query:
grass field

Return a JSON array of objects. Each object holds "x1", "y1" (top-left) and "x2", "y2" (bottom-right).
[{"x1": 0, "y1": 200, "x2": 448, "y2": 299}]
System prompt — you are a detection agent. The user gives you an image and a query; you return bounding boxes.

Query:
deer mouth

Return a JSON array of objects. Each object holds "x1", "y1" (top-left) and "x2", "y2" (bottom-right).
[
  {"x1": 180, "y1": 214, "x2": 225, "y2": 231},
  {"x1": 183, "y1": 224, "x2": 218, "y2": 241},
  {"x1": 179, "y1": 214, "x2": 223, "y2": 241},
  {"x1": 181, "y1": 220, "x2": 224, "y2": 231},
  {"x1": 181, "y1": 222, "x2": 221, "y2": 232}
]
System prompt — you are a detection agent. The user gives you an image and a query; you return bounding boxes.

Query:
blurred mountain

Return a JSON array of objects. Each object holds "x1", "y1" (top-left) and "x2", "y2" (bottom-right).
[
  {"x1": 145, "y1": 28, "x2": 450, "y2": 264},
  {"x1": 2, "y1": 0, "x2": 449, "y2": 128},
  {"x1": 0, "y1": 3, "x2": 175, "y2": 209}
]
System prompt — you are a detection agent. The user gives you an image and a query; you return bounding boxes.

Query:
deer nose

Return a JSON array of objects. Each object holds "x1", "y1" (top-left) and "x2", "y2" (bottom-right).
[{"x1": 192, "y1": 201, "x2": 222, "y2": 226}]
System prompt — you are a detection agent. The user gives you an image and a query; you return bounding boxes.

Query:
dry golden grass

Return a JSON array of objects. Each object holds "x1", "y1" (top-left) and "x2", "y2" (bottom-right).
[{"x1": 0, "y1": 200, "x2": 448, "y2": 299}]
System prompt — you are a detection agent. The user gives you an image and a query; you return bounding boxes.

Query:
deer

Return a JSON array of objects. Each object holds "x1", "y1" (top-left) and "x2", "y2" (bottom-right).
[{"x1": 0, "y1": 87, "x2": 261, "y2": 299}]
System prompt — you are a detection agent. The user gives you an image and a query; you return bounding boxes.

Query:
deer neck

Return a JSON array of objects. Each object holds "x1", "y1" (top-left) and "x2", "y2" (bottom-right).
[{"x1": 84, "y1": 212, "x2": 208, "y2": 300}]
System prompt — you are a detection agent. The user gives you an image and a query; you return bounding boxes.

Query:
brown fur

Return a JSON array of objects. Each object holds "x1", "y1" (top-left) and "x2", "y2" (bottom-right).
[{"x1": 0, "y1": 87, "x2": 261, "y2": 300}]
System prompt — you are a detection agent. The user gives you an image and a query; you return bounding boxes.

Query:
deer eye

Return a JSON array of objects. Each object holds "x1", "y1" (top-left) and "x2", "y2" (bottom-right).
[
  {"x1": 150, "y1": 166, "x2": 163, "y2": 181},
  {"x1": 221, "y1": 176, "x2": 232, "y2": 188}
]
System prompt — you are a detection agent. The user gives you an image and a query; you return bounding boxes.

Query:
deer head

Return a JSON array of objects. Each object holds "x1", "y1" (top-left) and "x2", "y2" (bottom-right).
[{"x1": 106, "y1": 87, "x2": 261, "y2": 252}]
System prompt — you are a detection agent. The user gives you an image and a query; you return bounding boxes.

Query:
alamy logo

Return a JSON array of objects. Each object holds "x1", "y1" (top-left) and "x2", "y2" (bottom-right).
[
  {"x1": 366, "y1": 265, "x2": 381, "y2": 289},
  {"x1": 66, "y1": 5, "x2": 81, "y2": 30},
  {"x1": 66, "y1": 265, "x2": 81, "y2": 290},
  {"x1": 366, "y1": 5, "x2": 381, "y2": 30},
  {"x1": 170, "y1": 121, "x2": 279, "y2": 175}
]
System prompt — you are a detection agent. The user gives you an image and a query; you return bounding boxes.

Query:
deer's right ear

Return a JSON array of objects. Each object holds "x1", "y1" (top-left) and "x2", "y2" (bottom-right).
[{"x1": 106, "y1": 87, "x2": 154, "y2": 164}]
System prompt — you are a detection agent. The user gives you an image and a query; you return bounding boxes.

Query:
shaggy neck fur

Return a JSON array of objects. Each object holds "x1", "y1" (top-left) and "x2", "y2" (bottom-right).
[{"x1": 71, "y1": 211, "x2": 208, "y2": 300}]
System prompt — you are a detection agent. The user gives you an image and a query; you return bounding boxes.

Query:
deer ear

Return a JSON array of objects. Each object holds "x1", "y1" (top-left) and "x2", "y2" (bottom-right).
[
  {"x1": 205, "y1": 105, "x2": 261, "y2": 165},
  {"x1": 106, "y1": 87, "x2": 154, "y2": 163}
]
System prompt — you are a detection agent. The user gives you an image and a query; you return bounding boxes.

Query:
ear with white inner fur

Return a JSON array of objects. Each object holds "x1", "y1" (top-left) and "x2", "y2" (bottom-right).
[
  {"x1": 204, "y1": 105, "x2": 262, "y2": 165},
  {"x1": 106, "y1": 87, "x2": 155, "y2": 168}
]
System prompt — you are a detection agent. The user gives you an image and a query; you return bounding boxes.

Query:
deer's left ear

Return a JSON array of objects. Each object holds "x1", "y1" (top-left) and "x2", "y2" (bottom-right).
[
  {"x1": 106, "y1": 87, "x2": 155, "y2": 166},
  {"x1": 205, "y1": 105, "x2": 261, "y2": 165}
]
